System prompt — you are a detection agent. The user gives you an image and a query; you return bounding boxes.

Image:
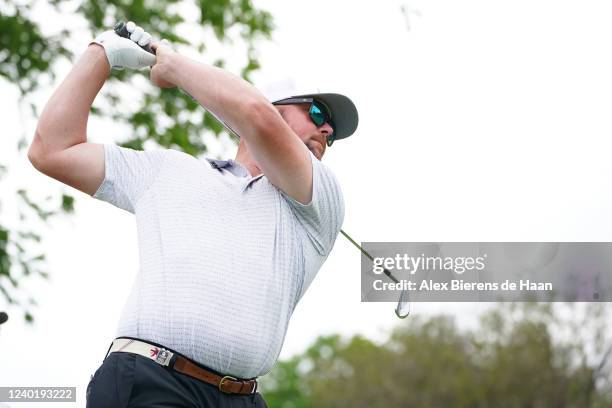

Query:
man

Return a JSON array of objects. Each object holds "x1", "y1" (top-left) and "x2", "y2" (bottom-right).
[{"x1": 28, "y1": 22, "x2": 358, "y2": 407}]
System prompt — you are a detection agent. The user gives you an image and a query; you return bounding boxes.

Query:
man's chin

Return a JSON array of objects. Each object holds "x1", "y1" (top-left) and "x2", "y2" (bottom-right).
[
  {"x1": 309, "y1": 148, "x2": 323, "y2": 160},
  {"x1": 308, "y1": 144, "x2": 324, "y2": 160}
]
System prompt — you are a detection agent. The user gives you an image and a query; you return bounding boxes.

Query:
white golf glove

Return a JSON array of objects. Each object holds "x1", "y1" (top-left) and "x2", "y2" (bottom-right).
[{"x1": 90, "y1": 21, "x2": 156, "y2": 70}]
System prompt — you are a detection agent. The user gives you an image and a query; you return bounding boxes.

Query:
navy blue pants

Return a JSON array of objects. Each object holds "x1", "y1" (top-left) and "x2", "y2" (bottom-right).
[{"x1": 86, "y1": 349, "x2": 268, "y2": 408}]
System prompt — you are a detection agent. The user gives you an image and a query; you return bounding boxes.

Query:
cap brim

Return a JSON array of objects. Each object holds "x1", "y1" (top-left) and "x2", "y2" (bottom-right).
[{"x1": 274, "y1": 93, "x2": 359, "y2": 141}]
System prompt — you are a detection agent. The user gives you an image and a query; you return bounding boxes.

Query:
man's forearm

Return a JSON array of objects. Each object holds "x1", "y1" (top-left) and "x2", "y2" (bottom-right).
[
  {"x1": 31, "y1": 45, "x2": 110, "y2": 156},
  {"x1": 165, "y1": 54, "x2": 273, "y2": 140}
]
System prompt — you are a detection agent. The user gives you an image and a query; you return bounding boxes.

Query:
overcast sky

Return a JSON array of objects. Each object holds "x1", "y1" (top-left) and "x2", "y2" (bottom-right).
[{"x1": 2, "y1": 0, "x2": 612, "y2": 406}]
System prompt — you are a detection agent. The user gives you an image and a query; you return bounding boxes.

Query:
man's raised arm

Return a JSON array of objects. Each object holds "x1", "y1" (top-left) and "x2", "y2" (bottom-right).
[
  {"x1": 30, "y1": 45, "x2": 109, "y2": 156},
  {"x1": 150, "y1": 42, "x2": 313, "y2": 204},
  {"x1": 27, "y1": 45, "x2": 110, "y2": 196},
  {"x1": 28, "y1": 24, "x2": 156, "y2": 196}
]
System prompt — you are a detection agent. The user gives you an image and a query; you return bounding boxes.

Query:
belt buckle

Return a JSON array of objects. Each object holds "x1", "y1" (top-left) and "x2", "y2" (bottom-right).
[
  {"x1": 155, "y1": 349, "x2": 173, "y2": 366},
  {"x1": 218, "y1": 375, "x2": 237, "y2": 393}
]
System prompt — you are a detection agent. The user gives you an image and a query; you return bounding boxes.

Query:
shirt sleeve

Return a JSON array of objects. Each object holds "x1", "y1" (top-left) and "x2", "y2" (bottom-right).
[
  {"x1": 93, "y1": 144, "x2": 169, "y2": 213},
  {"x1": 280, "y1": 151, "x2": 345, "y2": 256}
]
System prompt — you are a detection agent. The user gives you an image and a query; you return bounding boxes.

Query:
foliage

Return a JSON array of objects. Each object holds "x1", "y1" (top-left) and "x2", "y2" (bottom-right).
[
  {"x1": 0, "y1": 0, "x2": 273, "y2": 322},
  {"x1": 260, "y1": 303, "x2": 612, "y2": 407}
]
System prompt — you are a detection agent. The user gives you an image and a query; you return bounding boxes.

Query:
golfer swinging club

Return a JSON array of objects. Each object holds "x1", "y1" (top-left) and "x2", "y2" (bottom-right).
[{"x1": 28, "y1": 22, "x2": 358, "y2": 407}]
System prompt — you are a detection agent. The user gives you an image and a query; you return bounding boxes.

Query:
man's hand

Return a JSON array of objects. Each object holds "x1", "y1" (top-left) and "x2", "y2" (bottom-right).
[
  {"x1": 149, "y1": 40, "x2": 177, "y2": 88},
  {"x1": 90, "y1": 22, "x2": 156, "y2": 70}
]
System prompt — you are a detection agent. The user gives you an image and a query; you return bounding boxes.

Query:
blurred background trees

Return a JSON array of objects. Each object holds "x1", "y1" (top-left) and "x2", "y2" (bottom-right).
[
  {"x1": 0, "y1": 0, "x2": 273, "y2": 322},
  {"x1": 260, "y1": 302, "x2": 612, "y2": 408}
]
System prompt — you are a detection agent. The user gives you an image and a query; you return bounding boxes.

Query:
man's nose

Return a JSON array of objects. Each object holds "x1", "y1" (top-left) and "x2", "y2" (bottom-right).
[{"x1": 319, "y1": 121, "x2": 334, "y2": 137}]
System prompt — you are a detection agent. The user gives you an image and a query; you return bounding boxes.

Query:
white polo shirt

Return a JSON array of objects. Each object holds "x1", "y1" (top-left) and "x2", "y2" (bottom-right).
[{"x1": 93, "y1": 144, "x2": 344, "y2": 378}]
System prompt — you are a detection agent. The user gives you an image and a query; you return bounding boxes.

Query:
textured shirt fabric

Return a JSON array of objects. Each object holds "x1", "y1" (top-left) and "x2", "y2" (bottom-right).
[{"x1": 93, "y1": 144, "x2": 344, "y2": 378}]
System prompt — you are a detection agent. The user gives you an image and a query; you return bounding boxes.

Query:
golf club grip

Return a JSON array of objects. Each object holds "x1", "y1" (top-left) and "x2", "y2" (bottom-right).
[{"x1": 113, "y1": 21, "x2": 155, "y2": 55}]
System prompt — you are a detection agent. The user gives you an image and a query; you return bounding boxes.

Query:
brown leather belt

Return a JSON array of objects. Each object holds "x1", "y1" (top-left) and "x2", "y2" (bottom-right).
[{"x1": 106, "y1": 337, "x2": 258, "y2": 395}]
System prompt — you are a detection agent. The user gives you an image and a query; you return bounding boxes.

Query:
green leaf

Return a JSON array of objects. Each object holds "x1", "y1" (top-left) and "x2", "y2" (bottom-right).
[
  {"x1": 24, "y1": 311, "x2": 33, "y2": 324},
  {"x1": 61, "y1": 194, "x2": 74, "y2": 213}
]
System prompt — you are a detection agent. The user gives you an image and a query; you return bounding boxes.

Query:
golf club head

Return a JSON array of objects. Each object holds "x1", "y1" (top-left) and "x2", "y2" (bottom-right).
[
  {"x1": 113, "y1": 21, "x2": 154, "y2": 54},
  {"x1": 0, "y1": 312, "x2": 8, "y2": 325},
  {"x1": 395, "y1": 289, "x2": 410, "y2": 318}
]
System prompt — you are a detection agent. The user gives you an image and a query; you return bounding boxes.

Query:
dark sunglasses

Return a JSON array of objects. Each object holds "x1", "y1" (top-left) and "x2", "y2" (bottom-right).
[{"x1": 274, "y1": 97, "x2": 336, "y2": 146}]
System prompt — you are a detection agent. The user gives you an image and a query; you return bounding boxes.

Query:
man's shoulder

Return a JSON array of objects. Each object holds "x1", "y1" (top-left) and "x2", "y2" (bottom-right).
[{"x1": 156, "y1": 148, "x2": 209, "y2": 169}]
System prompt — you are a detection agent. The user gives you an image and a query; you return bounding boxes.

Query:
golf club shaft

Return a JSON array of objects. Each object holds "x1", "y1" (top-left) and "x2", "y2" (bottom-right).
[
  {"x1": 340, "y1": 229, "x2": 400, "y2": 284},
  {"x1": 340, "y1": 230, "x2": 410, "y2": 318}
]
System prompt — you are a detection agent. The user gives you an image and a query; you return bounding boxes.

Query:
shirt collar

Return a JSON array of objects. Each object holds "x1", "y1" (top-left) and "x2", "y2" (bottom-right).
[{"x1": 205, "y1": 158, "x2": 250, "y2": 178}]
